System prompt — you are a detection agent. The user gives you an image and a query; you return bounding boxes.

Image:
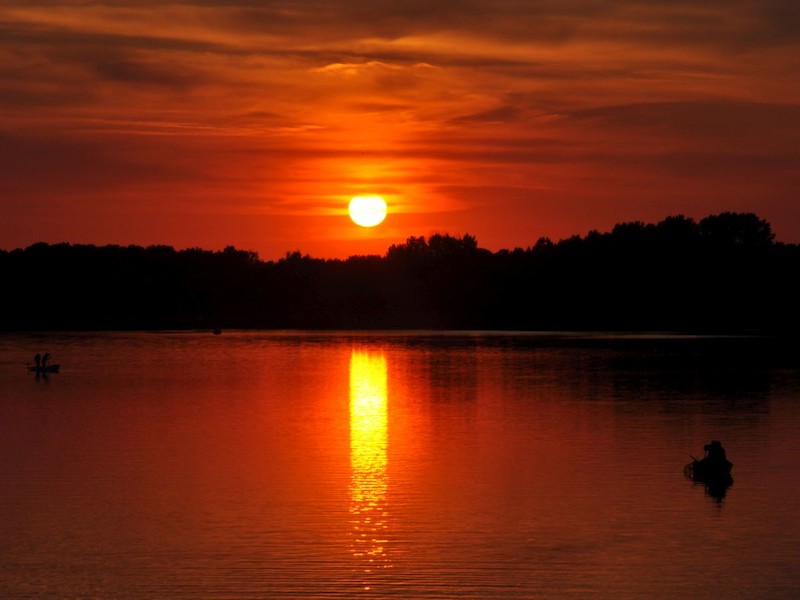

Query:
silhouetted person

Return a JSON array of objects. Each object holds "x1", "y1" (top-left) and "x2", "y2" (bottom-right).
[
  {"x1": 704, "y1": 440, "x2": 727, "y2": 465},
  {"x1": 41, "y1": 353, "x2": 51, "y2": 370},
  {"x1": 34, "y1": 353, "x2": 41, "y2": 370}
]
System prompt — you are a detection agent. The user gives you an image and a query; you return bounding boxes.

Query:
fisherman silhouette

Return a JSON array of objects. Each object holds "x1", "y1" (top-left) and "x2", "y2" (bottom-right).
[
  {"x1": 34, "y1": 353, "x2": 41, "y2": 370},
  {"x1": 704, "y1": 440, "x2": 728, "y2": 465}
]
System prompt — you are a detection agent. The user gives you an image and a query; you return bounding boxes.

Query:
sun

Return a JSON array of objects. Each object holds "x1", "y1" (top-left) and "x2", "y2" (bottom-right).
[{"x1": 349, "y1": 195, "x2": 387, "y2": 227}]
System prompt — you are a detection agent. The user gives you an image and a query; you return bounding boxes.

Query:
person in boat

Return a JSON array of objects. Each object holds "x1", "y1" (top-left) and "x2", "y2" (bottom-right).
[
  {"x1": 704, "y1": 440, "x2": 728, "y2": 465},
  {"x1": 34, "y1": 353, "x2": 41, "y2": 370},
  {"x1": 41, "y1": 353, "x2": 51, "y2": 370}
]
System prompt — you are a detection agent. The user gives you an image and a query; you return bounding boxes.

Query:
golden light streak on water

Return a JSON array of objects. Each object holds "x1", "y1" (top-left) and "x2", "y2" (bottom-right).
[{"x1": 349, "y1": 350, "x2": 391, "y2": 585}]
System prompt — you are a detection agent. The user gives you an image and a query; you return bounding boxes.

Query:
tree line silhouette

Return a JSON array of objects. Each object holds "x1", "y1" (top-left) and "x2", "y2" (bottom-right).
[{"x1": 2, "y1": 212, "x2": 798, "y2": 333}]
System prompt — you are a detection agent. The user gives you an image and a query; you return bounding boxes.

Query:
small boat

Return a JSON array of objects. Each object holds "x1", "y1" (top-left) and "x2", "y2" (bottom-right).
[
  {"x1": 685, "y1": 456, "x2": 734, "y2": 501},
  {"x1": 684, "y1": 457, "x2": 733, "y2": 483},
  {"x1": 28, "y1": 364, "x2": 60, "y2": 374}
]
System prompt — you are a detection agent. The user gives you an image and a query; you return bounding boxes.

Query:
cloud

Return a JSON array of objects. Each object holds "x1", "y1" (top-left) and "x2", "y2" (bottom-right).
[
  {"x1": 92, "y1": 55, "x2": 204, "y2": 88},
  {"x1": 450, "y1": 105, "x2": 523, "y2": 124},
  {"x1": 5, "y1": 0, "x2": 800, "y2": 51},
  {"x1": 567, "y1": 101, "x2": 800, "y2": 152}
]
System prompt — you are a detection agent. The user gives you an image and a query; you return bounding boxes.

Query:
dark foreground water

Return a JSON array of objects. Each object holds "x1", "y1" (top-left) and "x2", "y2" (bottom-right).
[{"x1": 1, "y1": 332, "x2": 799, "y2": 599}]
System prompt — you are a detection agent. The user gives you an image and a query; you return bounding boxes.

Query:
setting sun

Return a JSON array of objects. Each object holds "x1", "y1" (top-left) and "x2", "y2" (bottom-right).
[{"x1": 349, "y1": 195, "x2": 387, "y2": 228}]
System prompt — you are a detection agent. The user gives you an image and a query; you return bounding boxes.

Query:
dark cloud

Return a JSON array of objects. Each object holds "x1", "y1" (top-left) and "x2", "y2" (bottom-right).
[
  {"x1": 746, "y1": 0, "x2": 800, "y2": 43},
  {"x1": 0, "y1": 85, "x2": 95, "y2": 109},
  {"x1": 0, "y1": 20, "x2": 224, "y2": 55},
  {"x1": 347, "y1": 101, "x2": 415, "y2": 113},
  {"x1": 93, "y1": 56, "x2": 203, "y2": 88},
  {"x1": 568, "y1": 101, "x2": 800, "y2": 144},
  {"x1": 204, "y1": 0, "x2": 800, "y2": 49},
  {"x1": 4, "y1": 0, "x2": 799, "y2": 49},
  {"x1": 0, "y1": 131, "x2": 205, "y2": 196},
  {"x1": 450, "y1": 105, "x2": 523, "y2": 124}
]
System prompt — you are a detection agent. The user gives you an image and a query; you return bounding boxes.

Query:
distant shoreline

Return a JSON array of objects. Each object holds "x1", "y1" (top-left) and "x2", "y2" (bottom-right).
[
  {"x1": 3, "y1": 328, "x2": 794, "y2": 341},
  {"x1": 3, "y1": 212, "x2": 798, "y2": 334}
]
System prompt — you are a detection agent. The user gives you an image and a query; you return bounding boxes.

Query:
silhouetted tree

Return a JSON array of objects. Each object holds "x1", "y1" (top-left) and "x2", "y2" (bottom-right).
[
  {"x1": 1, "y1": 212, "x2": 797, "y2": 333},
  {"x1": 700, "y1": 212, "x2": 775, "y2": 246}
]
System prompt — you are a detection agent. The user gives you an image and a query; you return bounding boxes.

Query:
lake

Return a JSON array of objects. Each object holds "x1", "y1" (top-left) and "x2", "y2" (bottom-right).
[{"x1": 1, "y1": 331, "x2": 799, "y2": 598}]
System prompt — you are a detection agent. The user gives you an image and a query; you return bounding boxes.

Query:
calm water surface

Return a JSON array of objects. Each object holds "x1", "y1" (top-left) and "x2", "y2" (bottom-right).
[{"x1": 1, "y1": 332, "x2": 799, "y2": 598}]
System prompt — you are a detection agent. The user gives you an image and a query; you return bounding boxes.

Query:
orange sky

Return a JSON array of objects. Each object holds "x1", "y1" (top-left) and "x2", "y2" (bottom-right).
[{"x1": 2, "y1": 1, "x2": 799, "y2": 259}]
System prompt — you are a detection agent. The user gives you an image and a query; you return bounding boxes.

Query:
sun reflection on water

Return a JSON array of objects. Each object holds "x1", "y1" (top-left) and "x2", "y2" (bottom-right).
[{"x1": 349, "y1": 350, "x2": 391, "y2": 583}]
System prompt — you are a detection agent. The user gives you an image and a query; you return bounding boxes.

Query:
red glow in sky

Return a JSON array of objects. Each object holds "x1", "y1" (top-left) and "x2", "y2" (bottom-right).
[{"x1": 2, "y1": 1, "x2": 799, "y2": 258}]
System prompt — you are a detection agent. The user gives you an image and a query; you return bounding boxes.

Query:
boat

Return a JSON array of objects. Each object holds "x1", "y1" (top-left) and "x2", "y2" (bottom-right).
[
  {"x1": 685, "y1": 456, "x2": 734, "y2": 501},
  {"x1": 28, "y1": 364, "x2": 60, "y2": 374},
  {"x1": 684, "y1": 457, "x2": 733, "y2": 483}
]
